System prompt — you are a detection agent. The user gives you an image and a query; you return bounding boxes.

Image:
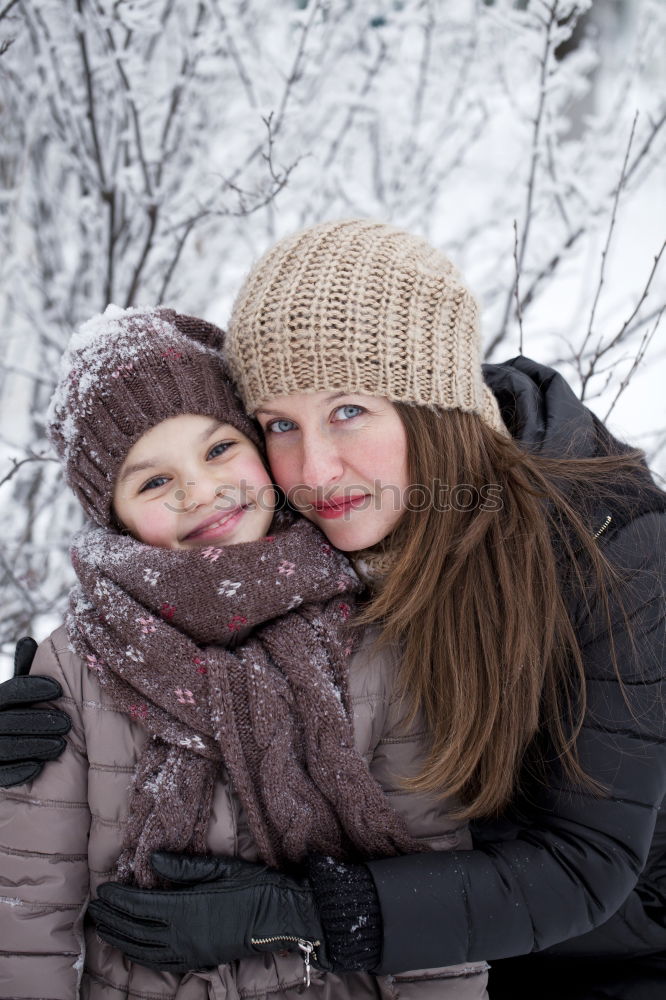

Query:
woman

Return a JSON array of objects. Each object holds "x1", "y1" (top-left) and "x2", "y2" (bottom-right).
[{"x1": 2, "y1": 220, "x2": 665, "y2": 998}]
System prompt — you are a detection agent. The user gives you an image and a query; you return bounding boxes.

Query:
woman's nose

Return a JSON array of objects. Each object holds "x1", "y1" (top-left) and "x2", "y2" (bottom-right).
[{"x1": 299, "y1": 431, "x2": 344, "y2": 492}]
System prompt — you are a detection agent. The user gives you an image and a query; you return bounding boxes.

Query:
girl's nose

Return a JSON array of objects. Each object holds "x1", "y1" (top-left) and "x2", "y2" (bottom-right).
[{"x1": 173, "y1": 477, "x2": 215, "y2": 510}]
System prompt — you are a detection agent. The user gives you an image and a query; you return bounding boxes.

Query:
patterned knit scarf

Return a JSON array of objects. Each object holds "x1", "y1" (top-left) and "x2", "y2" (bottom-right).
[{"x1": 67, "y1": 518, "x2": 421, "y2": 886}]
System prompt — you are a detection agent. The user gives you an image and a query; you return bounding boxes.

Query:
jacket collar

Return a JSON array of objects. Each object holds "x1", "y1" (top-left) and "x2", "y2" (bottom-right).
[
  {"x1": 482, "y1": 355, "x2": 598, "y2": 459},
  {"x1": 482, "y1": 355, "x2": 666, "y2": 543}
]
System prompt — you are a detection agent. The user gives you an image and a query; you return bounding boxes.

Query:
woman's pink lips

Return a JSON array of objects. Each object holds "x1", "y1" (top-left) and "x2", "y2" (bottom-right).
[
  {"x1": 313, "y1": 495, "x2": 370, "y2": 519},
  {"x1": 182, "y1": 506, "x2": 246, "y2": 541}
]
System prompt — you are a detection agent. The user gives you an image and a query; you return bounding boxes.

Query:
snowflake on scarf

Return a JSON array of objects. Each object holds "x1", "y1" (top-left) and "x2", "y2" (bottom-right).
[
  {"x1": 178, "y1": 735, "x2": 205, "y2": 751},
  {"x1": 175, "y1": 687, "x2": 196, "y2": 705},
  {"x1": 201, "y1": 547, "x2": 223, "y2": 561}
]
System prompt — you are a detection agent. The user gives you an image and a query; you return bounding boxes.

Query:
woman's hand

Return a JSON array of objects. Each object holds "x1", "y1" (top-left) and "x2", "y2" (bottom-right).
[
  {"x1": 0, "y1": 637, "x2": 71, "y2": 787},
  {"x1": 88, "y1": 852, "x2": 331, "y2": 980}
]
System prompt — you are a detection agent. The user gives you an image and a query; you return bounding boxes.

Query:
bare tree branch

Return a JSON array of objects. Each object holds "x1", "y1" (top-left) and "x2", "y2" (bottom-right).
[
  {"x1": 490, "y1": 0, "x2": 560, "y2": 355},
  {"x1": 156, "y1": 3, "x2": 207, "y2": 188},
  {"x1": 272, "y1": 0, "x2": 321, "y2": 140},
  {"x1": 514, "y1": 226, "x2": 585, "y2": 316},
  {"x1": 74, "y1": 0, "x2": 116, "y2": 304},
  {"x1": 0, "y1": 547, "x2": 40, "y2": 617},
  {"x1": 576, "y1": 112, "x2": 638, "y2": 372},
  {"x1": 75, "y1": 0, "x2": 107, "y2": 192},
  {"x1": 603, "y1": 309, "x2": 663, "y2": 422},
  {"x1": 27, "y1": 4, "x2": 96, "y2": 182},
  {"x1": 621, "y1": 304, "x2": 666, "y2": 342},
  {"x1": 623, "y1": 105, "x2": 666, "y2": 189},
  {"x1": 323, "y1": 39, "x2": 387, "y2": 172},
  {"x1": 158, "y1": 111, "x2": 301, "y2": 301},
  {"x1": 410, "y1": 0, "x2": 434, "y2": 135},
  {"x1": 219, "y1": 0, "x2": 322, "y2": 188},
  {"x1": 157, "y1": 218, "x2": 198, "y2": 304},
  {"x1": 211, "y1": 0, "x2": 259, "y2": 109},
  {"x1": 513, "y1": 219, "x2": 524, "y2": 355},
  {"x1": 0, "y1": 0, "x2": 20, "y2": 23},
  {"x1": 0, "y1": 452, "x2": 57, "y2": 490},
  {"x1": 508, "y1": 108, "x2": 665, "y2": 330},
  {"x1": 97, "y1": 4, "x2": 154, "y2": 199},
  {"x1": 124, "y1": 203, "x2": 158, "y2": 307},
  {"x1": 579, "y1": 238, "x2": 666, "y2": 399}
]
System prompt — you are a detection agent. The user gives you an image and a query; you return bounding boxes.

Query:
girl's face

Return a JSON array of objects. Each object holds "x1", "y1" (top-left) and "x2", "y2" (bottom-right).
[
  {"x1": 113, "y1": 414, "x2": 275, "y2": 549},
  {"x1": 255, "y1": 391, "x2": 409, "y2": 552}
]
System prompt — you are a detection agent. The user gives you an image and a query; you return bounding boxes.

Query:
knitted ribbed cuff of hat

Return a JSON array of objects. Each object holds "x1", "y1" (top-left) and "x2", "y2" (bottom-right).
[{"x1": 306, "y1": 855, "x2": 382, "y2": 973}]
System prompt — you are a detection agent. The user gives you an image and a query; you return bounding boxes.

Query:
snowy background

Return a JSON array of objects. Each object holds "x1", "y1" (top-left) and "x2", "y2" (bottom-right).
[{"x1": 0, "y1": 0, "x2": 664, "y2": 678}]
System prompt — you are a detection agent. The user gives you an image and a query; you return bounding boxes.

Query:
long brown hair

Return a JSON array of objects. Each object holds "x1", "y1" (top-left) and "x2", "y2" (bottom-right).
[{"x1": 354, "y1": 405, "x2": 660, "y2": 819}]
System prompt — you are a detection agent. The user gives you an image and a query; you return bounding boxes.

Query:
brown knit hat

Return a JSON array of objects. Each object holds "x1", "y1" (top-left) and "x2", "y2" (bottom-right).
[
  {"x1": 226, "y1": 219, "x2": 506, "y2": 434},
  {"x1": 47, "y1": 305, "x2": 261, "y2": 527}
]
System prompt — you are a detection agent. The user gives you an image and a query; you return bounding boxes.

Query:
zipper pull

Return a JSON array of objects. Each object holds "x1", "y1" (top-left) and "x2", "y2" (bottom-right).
[{"x1": 298, "y1": 939, "x2": 314, "y2": 988}]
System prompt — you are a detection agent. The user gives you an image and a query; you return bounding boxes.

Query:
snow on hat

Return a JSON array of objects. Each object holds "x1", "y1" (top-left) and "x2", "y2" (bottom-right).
[{"x1": 47, "y1": 305, "x2": 261, "y2": 527}]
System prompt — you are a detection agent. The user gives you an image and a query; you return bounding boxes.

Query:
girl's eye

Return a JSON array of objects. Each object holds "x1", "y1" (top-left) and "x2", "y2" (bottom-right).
[
  {"x1": 266, "y1": 419, "x2": 297, "y2": 434},
  {"x1": 207, "y1": 441, "x2": 234, "y2": 459},
  {"x1": 139, "y1": 476, "x2": 170, "y2": 493},
  {"x1": 334, "y1": 404, "x2": 364, "y2": 421}
]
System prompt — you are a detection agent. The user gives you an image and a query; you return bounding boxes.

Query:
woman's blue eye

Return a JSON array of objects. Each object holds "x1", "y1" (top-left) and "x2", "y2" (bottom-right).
[
  {"x1": 268, "y1": 419, "x2": 296, "y2": 434},
  {"x1": 139, "y1": 476, "x2": 169, "y2": 493},
  {"x1": 335, "y1": 404, "x2": 364, "y2": 421},
  {"x1": 207, "y1": 441, "x2": 233, "y2": 459}
]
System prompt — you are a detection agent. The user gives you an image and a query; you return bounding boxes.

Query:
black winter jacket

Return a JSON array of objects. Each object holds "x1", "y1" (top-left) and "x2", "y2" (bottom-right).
[{"x1": 367, "y1": 356, "x2": 666, "y2": 981}]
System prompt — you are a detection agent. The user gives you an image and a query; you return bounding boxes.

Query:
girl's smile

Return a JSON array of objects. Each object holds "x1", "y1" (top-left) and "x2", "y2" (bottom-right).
[{"x1": 181, "y1": 504, "x2": 252, "y2": 543}]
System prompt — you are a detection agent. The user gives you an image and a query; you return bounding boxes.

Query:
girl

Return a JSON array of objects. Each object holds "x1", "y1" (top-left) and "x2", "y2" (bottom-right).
[
  {"x1": 83, "y1": 220, "x2": 666, "y2": 1000},
  {"x1": 0, "y1": 304, "x2": 489, "y2": 999}
]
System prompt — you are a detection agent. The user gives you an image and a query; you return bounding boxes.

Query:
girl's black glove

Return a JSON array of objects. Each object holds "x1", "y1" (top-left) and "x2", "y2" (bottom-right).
[
  {"x1": 0, "y1": 637, "x2": 71, "y2": 787},
  {"x1": 88, "y1": 853, "x2": 333, "y2": 981}
]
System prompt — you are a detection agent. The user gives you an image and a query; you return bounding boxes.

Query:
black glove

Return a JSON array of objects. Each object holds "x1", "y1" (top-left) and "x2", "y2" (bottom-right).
[
  {"x1": 0, "y1": 637, "x2": 71, "y2": 788},
  {"x1": 88, "y1": 852, "x2": 332, "y2": 981}
]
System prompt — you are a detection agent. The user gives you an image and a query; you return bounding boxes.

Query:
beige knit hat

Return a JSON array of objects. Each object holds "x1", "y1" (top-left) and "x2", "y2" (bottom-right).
[{"x1": 226, "y1": 219, "x2": 506, "y2": 434}]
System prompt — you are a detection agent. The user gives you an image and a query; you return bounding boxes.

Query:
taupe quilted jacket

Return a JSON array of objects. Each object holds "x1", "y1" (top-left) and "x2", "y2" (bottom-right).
[{"x1": 0, "y1": 624, "x2": 488, "y2": 999}]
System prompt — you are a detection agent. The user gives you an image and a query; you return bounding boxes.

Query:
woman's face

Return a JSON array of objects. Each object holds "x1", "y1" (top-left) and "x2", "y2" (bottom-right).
[
  {"x1": 255, "y1": 391, "x2": 409, "y2": 551},
  {"x1": 113, "y1": 414, "x2": 275, "y2": 549}
]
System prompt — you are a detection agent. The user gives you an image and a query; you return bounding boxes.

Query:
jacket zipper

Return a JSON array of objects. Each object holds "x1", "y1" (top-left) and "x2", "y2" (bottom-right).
[
  {"x1": 592, "y1": 514, "x2": 612, "y2": 540},
  {"x1": 250, "y1": 936, "x2": 319, "y2": 987}
]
